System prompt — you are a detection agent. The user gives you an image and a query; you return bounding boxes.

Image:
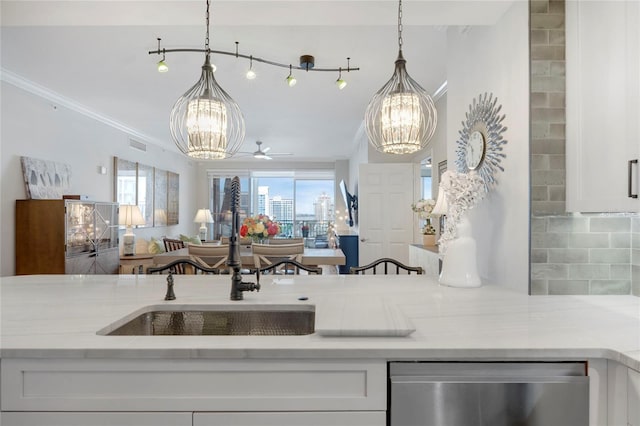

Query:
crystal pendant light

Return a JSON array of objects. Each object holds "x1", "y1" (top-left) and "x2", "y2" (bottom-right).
[
  {"x1": 169, "y1": 0, "x2": 245, "y2": 159},
  {"x1": 364, "y1": 0, "x2": 437, "y2": 155}
]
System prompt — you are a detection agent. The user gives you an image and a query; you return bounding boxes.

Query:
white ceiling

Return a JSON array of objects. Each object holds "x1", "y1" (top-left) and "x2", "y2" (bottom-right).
[{"x1": 1, "y1": 1, "x2": 514, "y2": 162}]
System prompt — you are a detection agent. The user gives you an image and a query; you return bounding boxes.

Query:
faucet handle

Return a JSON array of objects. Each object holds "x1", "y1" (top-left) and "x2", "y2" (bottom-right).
[{"x1": 164, "y1": 273, "x2": 176, "y2": 301}]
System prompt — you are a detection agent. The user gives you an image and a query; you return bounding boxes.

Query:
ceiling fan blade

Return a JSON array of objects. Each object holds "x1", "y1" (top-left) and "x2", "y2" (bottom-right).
[
  {"x1": 267, "y1": 153, "x2": 294, "y2": 157},
  {"x1": 263, "y1": 146, "x2": 271, "y2": 153},
  {"x1": 264, "y1": 155, "x2": 273, "y2": 160}
]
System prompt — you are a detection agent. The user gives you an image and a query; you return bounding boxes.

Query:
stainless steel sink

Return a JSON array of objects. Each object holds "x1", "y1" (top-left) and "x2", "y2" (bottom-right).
[{"x1": 99, "y1": 305, "x2": 315, "y2": 336}]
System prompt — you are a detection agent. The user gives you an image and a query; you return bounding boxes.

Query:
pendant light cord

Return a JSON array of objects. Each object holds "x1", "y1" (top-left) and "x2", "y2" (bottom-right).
[
  {"x1": 205, "y1": 0, "x2": 210, "y2": 52},
  {"x1": 397, "y1": 0, "x2": 403, "y2": 51}
]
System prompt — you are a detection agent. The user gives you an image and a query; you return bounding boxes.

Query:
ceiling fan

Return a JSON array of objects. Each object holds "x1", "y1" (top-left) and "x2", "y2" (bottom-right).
[{"x1": 237, "y1": 141, "x2": 293, "y2": 160}]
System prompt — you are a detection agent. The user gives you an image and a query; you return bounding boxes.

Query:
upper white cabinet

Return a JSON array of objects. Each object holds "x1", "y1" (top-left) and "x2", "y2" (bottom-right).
[{"x1": 566, "y1": 0, "x2": 639, "y2": 212}]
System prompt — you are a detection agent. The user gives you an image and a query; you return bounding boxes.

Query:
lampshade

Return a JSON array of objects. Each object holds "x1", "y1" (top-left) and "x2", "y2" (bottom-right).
[
  {"x1": 119, "y1": 205, "x2": 145, "y2": 227},
  {"x1": 193, "y1": 208, "x2": 214, "y2": 224},
  {"x1": 431, "y1": 186, "x2": 448, "y2": 216},
  {"x1": 364, "y1": 0, "x2": 437, "y2": 155}
]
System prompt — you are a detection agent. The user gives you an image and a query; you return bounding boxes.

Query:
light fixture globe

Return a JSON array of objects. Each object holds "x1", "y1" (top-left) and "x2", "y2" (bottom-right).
[
  {"x1": 169, "y1": 54, "x2": 245, "y2": 160},
  {"x1": 365, "y1": 51, "x2": 437, "y2": 155},
  {"x1": 157, "y1": 60, "x2": 168, "y2": 73}
]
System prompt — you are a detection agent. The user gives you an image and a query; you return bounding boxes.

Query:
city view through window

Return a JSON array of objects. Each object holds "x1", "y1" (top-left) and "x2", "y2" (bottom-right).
[
  {"x1": 255, "y1": 178, "x2": 335, "y2": 238},
  {"x1": 210, "y1": 175, "x2": 335, "y2": 239}
]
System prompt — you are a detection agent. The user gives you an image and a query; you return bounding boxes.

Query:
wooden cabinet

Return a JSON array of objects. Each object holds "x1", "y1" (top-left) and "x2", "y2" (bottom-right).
[
  {"x1": 15, "y1": 200, "x2": 119, "y2": 275},
  {"x1": 566, "y1": 1, "x2": 640, "y2": 212}
]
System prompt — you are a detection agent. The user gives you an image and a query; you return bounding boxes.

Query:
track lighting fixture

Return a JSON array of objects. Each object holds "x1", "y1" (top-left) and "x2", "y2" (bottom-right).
[
  {"x1": 246, "y1": 55, "x2": 256, "y2": 80},
  {"x1": 149, "y1": 0, "x2": 360, "y2": 159},
  {"x1": 156, "y1": 39, "x2": 168, "y2": 73},
  {"x1": 286, "y1": 65, "x2": 297, "y2": 87},
  {"x1": 336, "y1": 67, "x2": 347, "y2": 90}
]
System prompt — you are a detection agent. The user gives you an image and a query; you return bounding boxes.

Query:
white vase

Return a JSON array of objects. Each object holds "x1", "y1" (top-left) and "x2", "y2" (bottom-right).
[{"x1": 439, "y1": 214, "x2": 481, "y2": 288}]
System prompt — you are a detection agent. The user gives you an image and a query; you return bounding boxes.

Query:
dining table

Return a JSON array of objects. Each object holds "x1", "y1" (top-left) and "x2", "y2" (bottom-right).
[{"x1": 152, "y1": 246, "x2": 346, "y2": 269}]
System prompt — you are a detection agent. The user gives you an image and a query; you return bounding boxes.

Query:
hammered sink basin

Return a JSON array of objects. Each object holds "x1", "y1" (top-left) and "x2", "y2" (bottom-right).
[{"x1": 98, "y1": 305, "x2": 315, "y2": 336}]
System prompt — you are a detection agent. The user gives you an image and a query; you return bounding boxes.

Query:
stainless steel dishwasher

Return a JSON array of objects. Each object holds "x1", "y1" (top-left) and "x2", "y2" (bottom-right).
[{"x1": 389, "y1": 362, "x2": 589, "y2": 426}]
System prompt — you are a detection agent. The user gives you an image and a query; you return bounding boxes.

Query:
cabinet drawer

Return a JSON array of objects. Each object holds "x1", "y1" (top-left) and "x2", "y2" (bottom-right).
[
  {"x1": 194, "y1": 411, "x2": 385, "y2": 426},
  {"x1": 1, "y1": 358, "x2": 386, "y2": 412},
  {"x1": 0, "y1": 412, "x2": 191, "y2": 426}
]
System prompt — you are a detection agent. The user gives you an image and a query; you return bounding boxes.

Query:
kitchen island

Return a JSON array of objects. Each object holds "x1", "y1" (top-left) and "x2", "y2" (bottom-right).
[{"x1": 1, "y1": 274, "x2": 639, "y2": 425}]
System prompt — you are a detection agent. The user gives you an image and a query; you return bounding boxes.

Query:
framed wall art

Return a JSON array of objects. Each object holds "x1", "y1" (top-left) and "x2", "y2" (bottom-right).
[{"x1": 21, "y1": 156, "x2": 72, "y2": 199}]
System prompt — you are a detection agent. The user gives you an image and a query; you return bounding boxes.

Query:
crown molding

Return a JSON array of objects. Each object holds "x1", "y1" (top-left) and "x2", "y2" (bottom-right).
[{"x1": 0, "y1": 67, "x2": 169, "y2": 150}]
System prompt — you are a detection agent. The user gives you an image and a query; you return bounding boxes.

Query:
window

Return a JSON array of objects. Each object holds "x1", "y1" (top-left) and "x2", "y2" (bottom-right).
[
  {"x1": 208, "y1": 170, "x2": 334, "y2": 239},
  {"x1": 421, "y1": 158, "x2": 432, "y2": 200},
  {"x1": 295, "y1": 180, "x2": 335, "y2": 237}
]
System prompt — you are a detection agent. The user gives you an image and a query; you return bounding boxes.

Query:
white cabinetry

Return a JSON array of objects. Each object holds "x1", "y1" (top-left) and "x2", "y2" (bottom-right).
[
  {"x1": 566, "y1": 0, "x2": 640, "y2": 212},
  {"x1": 194, "y1": 412, "x2": 385, "y2": 426},
  {"x1": 604, "y1": 359, "x2": 640, "y2": 426},
  {"x1": 0, "y1": 412, "x2": 191, "y2": 426},
  {"x1": 629, "y1": 368, "x2": 640, "y2": 426},
  {"x1": 1, "y1": 358, "x2": 386, "y2": 426}
]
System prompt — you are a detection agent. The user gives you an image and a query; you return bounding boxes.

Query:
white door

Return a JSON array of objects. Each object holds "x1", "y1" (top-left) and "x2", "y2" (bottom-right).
[{"x1": 358, "y1": 163, "x2": 419, "y2": 266}]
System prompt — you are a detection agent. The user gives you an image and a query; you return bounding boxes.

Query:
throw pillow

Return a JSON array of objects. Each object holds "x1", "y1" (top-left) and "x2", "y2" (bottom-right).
[
  {"x1": 179, "y1": 234, "x2": 202, "y2": 245},
  {"x1": 148, "y1": 237, "x2": 165, "y2": 254}
]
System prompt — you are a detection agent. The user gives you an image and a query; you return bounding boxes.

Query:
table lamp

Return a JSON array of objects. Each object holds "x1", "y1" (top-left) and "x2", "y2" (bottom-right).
[
  {"x1": 119, "y1": 205, "x2": 145, "y2": 256},
  {"x1": 194, "y1": 208, "x2": 214, "y2": 241}
]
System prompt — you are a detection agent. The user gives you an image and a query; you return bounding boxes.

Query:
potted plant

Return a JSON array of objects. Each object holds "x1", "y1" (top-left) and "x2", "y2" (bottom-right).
[{"x1": 411, "y1": 199, "x2": 436, "y2": 246}]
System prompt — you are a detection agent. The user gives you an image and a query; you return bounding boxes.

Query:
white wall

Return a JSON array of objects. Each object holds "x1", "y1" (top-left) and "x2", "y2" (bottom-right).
[
  {"x1": 0, "y1": 82, "x2": 198, "y2": 276},
  {"x1": 446, "y1": 2, "x2": 529, "y2": 291}
]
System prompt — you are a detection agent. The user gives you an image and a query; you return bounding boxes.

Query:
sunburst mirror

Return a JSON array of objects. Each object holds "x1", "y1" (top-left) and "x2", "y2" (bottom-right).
[{"x1": 455, "y1": 92, "x2": 508, "y2": 191}]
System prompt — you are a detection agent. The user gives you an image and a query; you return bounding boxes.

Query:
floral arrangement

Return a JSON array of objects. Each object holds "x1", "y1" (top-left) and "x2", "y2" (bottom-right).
[
  {"x1": 240, "y1": 214, "x2": 281, "y2": 241},
  {"x1": 438, "y1": 170, "x2": 486, "y2": 253},
  {"x1": 411, "y1": 199, "x2": 436, "y2": 235}
]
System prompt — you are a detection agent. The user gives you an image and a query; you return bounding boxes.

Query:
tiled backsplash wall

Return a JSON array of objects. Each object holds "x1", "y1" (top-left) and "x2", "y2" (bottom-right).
[
  {"x1": 531, "y1": 0, "x2": 567, "y2": 215},
  {"x1": 532, "y1": 214, "x2": 635, "y2": 295},
  {"x1": 529, "y1": 0, "x2": 638, "y2": 296}
]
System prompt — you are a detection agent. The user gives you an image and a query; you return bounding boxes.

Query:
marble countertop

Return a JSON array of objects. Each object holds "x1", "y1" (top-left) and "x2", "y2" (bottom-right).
[{"x1": 1, "y1": 274, "x2": 639, "y2": 370}]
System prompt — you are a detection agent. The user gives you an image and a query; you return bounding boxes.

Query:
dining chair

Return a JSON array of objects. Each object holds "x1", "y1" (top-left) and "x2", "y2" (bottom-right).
[
  {"x1": 252, "y1": 242, "x2": 305, "y2": 273},
  {"x1": 163, "y1": 238, "x2": 185, "y2": 252},
  {"x1": 187, "y1": 244, "x2": 230, "y2": 272},
  {"x1": 147, "y1": 258, "x2": 221, "y2": 275},
  {"x1": 349, "y1": 258, "x2": 423, "y2": 275},
  {"x1": 268, "y1": 238, "x2": 304, "y2": 245},
  {"x1": 256, "y1": 259, "x2": 321, "y2": 285},
  {"x1": 220, "y1": 236, "x2": 253, "y2": 246}
]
